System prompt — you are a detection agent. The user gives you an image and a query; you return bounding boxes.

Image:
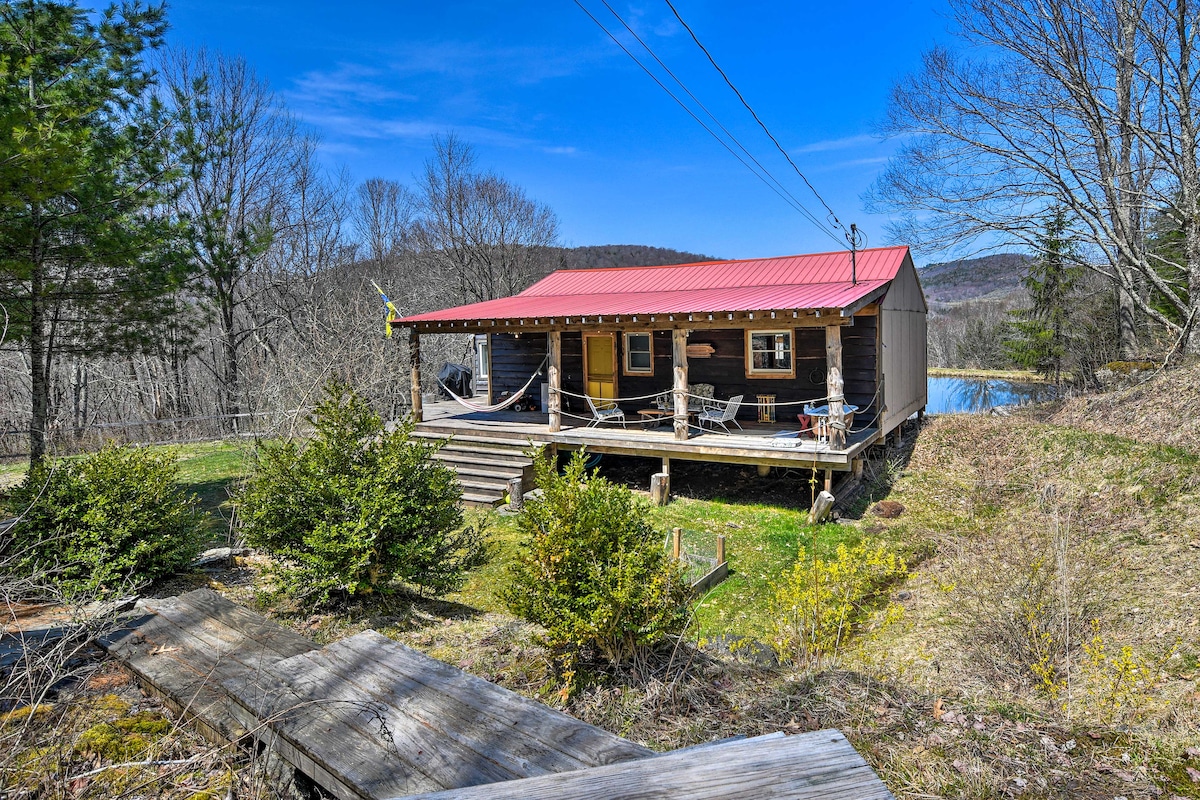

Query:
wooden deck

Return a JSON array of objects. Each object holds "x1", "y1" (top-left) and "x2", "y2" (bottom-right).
[
  {"x1": 417, "y1": 401, "x2": 880, "y2": 470},
  {"x1": 100, "y1": 590, "x2": 894, "y2": 800}
]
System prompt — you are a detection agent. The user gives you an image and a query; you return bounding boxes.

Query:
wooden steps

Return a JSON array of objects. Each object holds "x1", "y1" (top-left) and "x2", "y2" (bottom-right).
[{"x1": 412, "y1": 429, "x2": 540, "y2": 508}]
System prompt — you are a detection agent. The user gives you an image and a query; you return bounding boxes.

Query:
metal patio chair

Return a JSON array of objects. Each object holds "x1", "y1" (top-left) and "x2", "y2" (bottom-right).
[
  {"x1": 698, "y1": 394, "x2": 744, "y2": 433},
  {"x1": 586, "y1": 395, "x2": 626, "y2": 427}
]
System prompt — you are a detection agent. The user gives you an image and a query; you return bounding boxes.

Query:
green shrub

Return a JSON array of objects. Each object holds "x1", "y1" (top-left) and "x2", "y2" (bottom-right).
[
  {"x1": 5, "y1": 444, "x2": 203, "y2": 597},
  {"x1": 771, "y1": 539, "x2": 907, "y2": 666},
  {"x1": 238, "y1": 380, "x2": 485, "y2": 604},
  {"x1": 501, "y1": 451, "x2": 690, "y2": 669}
]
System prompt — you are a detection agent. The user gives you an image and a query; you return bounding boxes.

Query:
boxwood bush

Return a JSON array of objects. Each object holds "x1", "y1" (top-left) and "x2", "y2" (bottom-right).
[
  {"x1": 238, "y1": 379, "x2": 485, "y2": 605},
  {"x1": 502, "y1": 450, "x2": 690, "y2": 670},
  {"x1": 5, "y1": 444, "x2": 204, "y2": 598}
]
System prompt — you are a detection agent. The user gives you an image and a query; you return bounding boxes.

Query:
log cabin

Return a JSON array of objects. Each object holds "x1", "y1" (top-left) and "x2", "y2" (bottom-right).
[{"x1": 396, "y1": 246, "x2": 927, "y2": 505}]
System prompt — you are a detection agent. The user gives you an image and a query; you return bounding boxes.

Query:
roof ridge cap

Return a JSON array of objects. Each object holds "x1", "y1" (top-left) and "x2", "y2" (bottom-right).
[{"x1": 544, "y1": 245, "x2": 908, "y2": 275}]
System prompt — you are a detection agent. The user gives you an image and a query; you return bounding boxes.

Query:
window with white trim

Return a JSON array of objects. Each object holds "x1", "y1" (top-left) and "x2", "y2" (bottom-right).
[
  {"x1": 623, "y1": 332, "x2": 653, "y2": 375},
  {"x1": 746, "y1": 330, "x2": 794, "y2": 377}
]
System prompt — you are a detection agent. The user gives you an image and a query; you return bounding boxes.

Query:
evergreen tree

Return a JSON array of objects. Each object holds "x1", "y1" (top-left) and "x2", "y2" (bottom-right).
[
  {"x1": 0, "y1": 1, "x2": 186, "y2": 463},
  {"x1": 1004, "y1": 208, "x2": 1083, "y2": 385}
]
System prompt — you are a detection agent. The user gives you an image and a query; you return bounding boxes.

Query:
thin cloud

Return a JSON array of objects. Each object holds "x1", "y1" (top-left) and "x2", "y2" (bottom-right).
[
  {"x1": 287, "y1": 63, "x2": 417, "y2": 108},
  {"x1": 792, "y1": 133, "x2": 878, "y2": 155}
]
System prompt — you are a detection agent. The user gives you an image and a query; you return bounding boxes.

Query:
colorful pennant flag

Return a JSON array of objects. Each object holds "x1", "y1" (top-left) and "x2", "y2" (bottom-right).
[{"x1": 370, "y1": 280, "x2": 400, "y2": 338}]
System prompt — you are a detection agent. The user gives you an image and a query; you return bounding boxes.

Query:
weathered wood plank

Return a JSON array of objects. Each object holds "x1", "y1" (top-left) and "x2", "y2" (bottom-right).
[
  {"x1": 220, "y1": 663, "x2": 454, "y2": 800},
  {"x1": 396, "y1": 730, "x2": 893, "y2": 800},
  {"x1": 267, "y1": 651, "x2": 532, "y2": 789},
  {"x1": 306, "y1": 631, "x2": 652, "y2": 769},
  {"x1": 97, "y1": 590, "x2": 318, "y2": 744}
]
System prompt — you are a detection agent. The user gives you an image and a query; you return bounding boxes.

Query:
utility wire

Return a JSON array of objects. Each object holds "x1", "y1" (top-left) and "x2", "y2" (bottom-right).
[
  {"x1": 594, "y1": 0, "x2": 842, "y2": 244},
  {"x1": 662, "y1": 0, "x2": 848, "y2": 234},
  {"x1": 573, "y1": 0, "x2": 846, "y2": 248}
]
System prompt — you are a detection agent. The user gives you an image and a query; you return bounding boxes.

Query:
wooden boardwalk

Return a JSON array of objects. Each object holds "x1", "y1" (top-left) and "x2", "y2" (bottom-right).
[{"x1": 100, "y1": 589, "x2": 894, "y2": 800}]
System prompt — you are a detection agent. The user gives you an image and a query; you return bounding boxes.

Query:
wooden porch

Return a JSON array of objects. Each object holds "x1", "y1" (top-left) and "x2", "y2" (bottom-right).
[{"x1": 416, "y1": 400, "x2": 881, "y2": 470}]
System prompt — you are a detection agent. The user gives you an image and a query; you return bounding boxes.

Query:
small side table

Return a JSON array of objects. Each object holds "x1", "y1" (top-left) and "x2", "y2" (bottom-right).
[
  {"x1": 757, "y1": 394, "x2": 777, "y2": 423},
  {"x1": 637, "y1": 409, "x2": 670, "y2": 427}
]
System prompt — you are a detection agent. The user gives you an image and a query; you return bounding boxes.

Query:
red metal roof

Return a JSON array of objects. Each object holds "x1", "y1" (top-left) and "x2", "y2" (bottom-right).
[{"x1": 399, "y1": 245, "x2": 910, "y2": 324}]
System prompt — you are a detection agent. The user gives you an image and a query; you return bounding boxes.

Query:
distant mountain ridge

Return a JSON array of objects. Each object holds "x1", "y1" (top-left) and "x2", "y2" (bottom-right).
[
  {"x1": 561, "y1": 245, "x2": 718, "y2": 270},
  {"x1": 918, "y1": 253, "x2": 1031, "y2": 304}
]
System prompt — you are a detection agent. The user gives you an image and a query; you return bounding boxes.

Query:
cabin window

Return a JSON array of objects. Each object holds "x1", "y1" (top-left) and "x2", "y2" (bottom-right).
[
  {"x1": 745, "y1": 330, "x2": 795, "y2": 377},
  {"x1": 623, "y1": 332, "x2": 653, "y2": 375}
]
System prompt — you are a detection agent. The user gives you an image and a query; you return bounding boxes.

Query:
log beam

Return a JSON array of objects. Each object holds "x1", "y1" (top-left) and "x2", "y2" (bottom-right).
[
  {"x1": 548, "y1": 331, "x2": 562, "y2": 432},
  {"x1": 409, "y1": 329, "x2": 423, "y2": 423},
  {"x1": 825, "y1": 325, "x2": 845, "y2": 450},
  {"x1": 673, "y1": 329, "x2": 690, "y2": 442}
]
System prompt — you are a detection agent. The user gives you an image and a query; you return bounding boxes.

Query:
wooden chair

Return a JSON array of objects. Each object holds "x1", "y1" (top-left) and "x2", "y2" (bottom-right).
[
  {"x1": 585, "y1": 395, "x2": 626, "y2": 427},
  {"x1": 698, "y1": 394, "x2": 744, "y2": 433}
]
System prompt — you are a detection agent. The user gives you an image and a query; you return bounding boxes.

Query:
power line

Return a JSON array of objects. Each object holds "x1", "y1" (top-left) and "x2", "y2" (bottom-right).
[
  {"x1": 572, "y1": 0, "x2": 846, "y2": 248},
  {"x1": 662, "y1": 0, "x2": 848, "y2": 234},
  {"x1": 594, "y1": 0, "x2": 842, "y2": 244}
]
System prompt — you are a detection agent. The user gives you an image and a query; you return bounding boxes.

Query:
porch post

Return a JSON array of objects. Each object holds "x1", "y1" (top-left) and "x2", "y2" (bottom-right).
[
  {"x1": 409, "y1": 328, "x2": 423, "y2": 423},
  {"x1": 672, "y1": 328, "x2": 690, "y2": 441},
  {"x1": 548, "y1": 330, "x2": 562, "y2": 432},
  {"x1": 825, "y1": 324, "x2": 845, "y2": 449}
]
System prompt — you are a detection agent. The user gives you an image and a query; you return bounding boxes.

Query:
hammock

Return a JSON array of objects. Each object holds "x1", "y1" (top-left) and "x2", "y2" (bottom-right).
[{"x1": 437, "y1": 356, "x2": 547, "y2": 414}]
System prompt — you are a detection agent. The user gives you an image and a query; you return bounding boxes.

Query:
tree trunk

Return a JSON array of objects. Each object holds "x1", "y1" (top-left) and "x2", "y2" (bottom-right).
[{"x1": 29, "y1": 255, "x2": 49, "y2": 464}]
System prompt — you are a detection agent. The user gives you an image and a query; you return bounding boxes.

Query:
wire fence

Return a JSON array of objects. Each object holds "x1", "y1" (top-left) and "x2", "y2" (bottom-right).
[
  {"x1": 667, "y1": 526, "x2": 728, "y2": 586},
  {"x1": 0, "y1": 409, "x2": 313, "y2": 459}
]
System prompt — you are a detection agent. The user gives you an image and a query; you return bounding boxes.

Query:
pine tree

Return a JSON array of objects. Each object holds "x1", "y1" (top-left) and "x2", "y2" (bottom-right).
[
  {"x1": 0, "y1": 1, "x2": 187, "y2": 463},
  {"x1": 1004, "y1": 208, "x2": 1083, "y2": 385}
]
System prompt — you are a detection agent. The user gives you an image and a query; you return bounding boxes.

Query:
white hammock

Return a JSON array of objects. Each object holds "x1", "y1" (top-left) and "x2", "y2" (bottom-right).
[{"x1": 437, "y1": 358, "x2": 546, "y2": 414}]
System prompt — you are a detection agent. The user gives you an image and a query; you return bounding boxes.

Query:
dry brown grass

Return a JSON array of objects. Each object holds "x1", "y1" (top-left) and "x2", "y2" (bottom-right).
[
  {"x1": 10, "y1": 384, "x2": 1200, "y2": 798},
  {"x1": 1037, "y1": 360, "x2": 1200, "y2": 455}
]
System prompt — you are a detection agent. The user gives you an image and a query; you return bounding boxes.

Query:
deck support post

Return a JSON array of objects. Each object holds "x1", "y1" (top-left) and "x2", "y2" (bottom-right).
[
  {"x1": 508, "y1": 477, "x2": 524, "y2": 511},
  {"x1": 548, "y1": 331, "x2": 562, "y2": 432},
  {"x1": 651, "y1": 472, "x2": 670, "y2": 506},
  {"x1": 409, "y1": 329, "x2": 423, "y2": 423},
  {"x1": 825, "y1": 325, "x2": 845, "y2": 449},
  {"x1": 662, "y1": 457, "x2": 670, "y2": 476},
  {"x1": 852, "y1": 458, "x2": 864, "y2": 479},
  {"x1": 672, "y1": 329, "x2": 690, "y2": 441},
  {"x1": 824, "y1": 468, "x2": 833, "y2": 493}
]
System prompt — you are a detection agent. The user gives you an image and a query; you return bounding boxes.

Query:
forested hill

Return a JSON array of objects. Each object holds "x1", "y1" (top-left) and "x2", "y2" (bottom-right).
[
  {"x1": 918, "y1": 253, "x2": 1031, "y2": 304},
  {"x1": 561, "y1": 244, "x2": 718, "y2": 269}
]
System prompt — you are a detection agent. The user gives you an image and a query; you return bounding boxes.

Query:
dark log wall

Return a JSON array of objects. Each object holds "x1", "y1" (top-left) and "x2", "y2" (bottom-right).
[
  {"x1": 492, "y1": 316, "x2": 879, "y2": 427},
  {"x1": 489, "y1": 333, "x2": 547, "y2": 407},
  {"x1": 842, "y1": 315, "x2": 880, "y2": 425}
]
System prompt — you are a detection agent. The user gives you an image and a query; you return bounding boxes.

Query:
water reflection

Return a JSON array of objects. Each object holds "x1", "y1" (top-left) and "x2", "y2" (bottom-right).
[{"x1": 927, "y1": 376, "x2": 1055, "y2": 414}]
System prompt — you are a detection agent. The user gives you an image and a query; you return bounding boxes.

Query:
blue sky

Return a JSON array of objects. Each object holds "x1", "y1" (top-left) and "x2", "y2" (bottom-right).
[{"x1": 164, "y1": 1, "x2": 952, "y2": 261}]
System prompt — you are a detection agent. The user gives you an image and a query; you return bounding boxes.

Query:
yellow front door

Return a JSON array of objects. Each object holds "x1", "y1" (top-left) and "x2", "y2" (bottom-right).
[{"x1": 584, "y1": 334, "x2": 616, "y2": 405}]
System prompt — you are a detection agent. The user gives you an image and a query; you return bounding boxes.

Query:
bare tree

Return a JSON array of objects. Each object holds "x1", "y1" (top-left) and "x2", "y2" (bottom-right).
[
  {"x1": 413, "y1": 134, "x2": 560, "y2": 308},
  {"x1": 164, "y1": 49, "x2": 300, "y2": 428},
  {"x1": 354, "y1": 178, "x2": 414, "y2": 271},
  {"x1": 869, "y1": 0, "x2": 1200, "y2": 357}
]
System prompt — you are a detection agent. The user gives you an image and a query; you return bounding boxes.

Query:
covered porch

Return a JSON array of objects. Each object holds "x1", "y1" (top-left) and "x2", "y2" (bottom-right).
[{"x1": 416, "y1": 399, "x2": 881, "y2": 474}]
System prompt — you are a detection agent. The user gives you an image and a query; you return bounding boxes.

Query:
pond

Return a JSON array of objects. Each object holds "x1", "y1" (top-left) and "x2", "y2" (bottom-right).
[{"x1": 926, "y1": 375, "x2": 1056, "y2": 414}]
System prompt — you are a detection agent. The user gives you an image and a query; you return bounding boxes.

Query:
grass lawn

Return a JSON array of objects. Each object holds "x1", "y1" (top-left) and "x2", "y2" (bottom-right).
[
  {"x1": 174, "y1": 441, "x2": 255, "y2": 544},
  {"x1": 452, "y1": 495, "x2": 866, "y2": 642}
]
